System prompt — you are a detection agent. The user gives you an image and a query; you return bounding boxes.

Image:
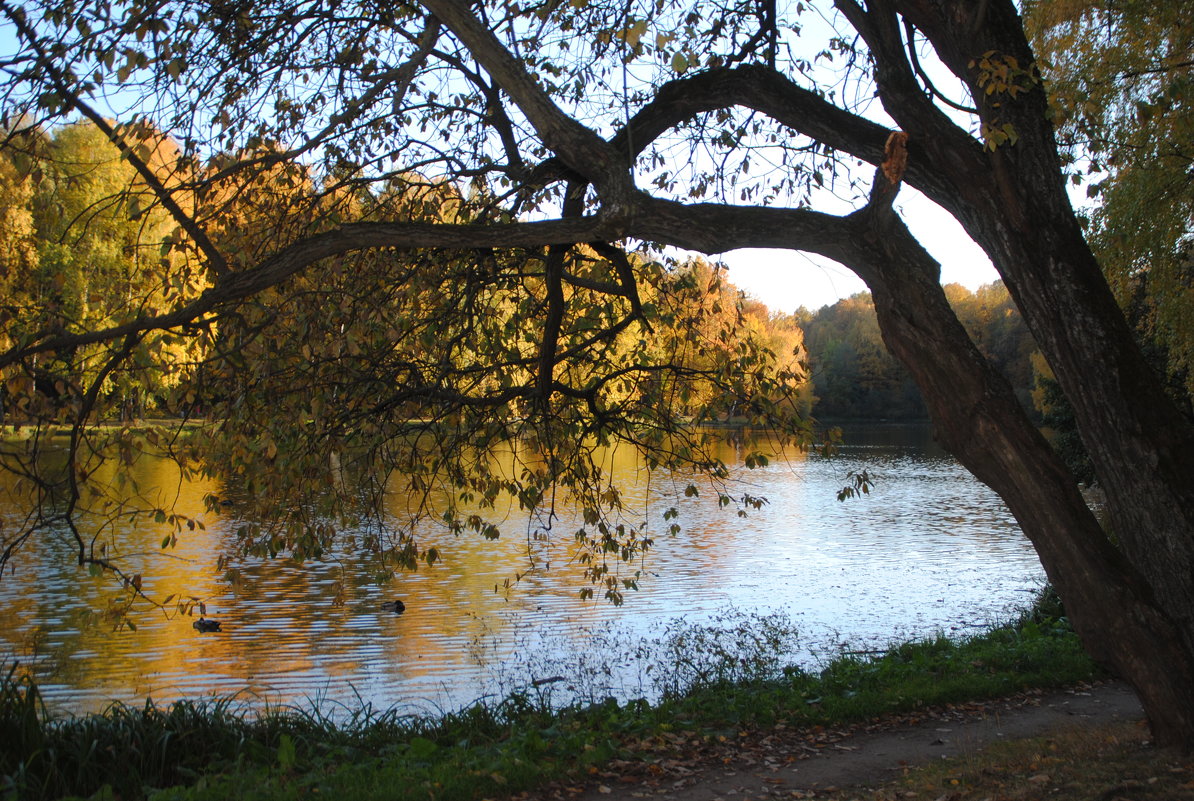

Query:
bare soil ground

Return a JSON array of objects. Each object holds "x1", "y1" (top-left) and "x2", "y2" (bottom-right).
[{"x1": 521, "y1": 682, "x2": 1173, "y2": 801}]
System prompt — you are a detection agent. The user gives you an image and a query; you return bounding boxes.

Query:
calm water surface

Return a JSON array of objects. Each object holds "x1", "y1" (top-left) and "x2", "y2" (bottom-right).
[{"x1": 0, "y1": 424, "x2": 1046, "y2": 716}]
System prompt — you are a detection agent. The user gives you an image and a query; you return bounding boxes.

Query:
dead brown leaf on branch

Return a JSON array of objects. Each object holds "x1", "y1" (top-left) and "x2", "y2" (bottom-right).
[{"x1": 880, "y1": 132, "x2": 909, "y2": 186}]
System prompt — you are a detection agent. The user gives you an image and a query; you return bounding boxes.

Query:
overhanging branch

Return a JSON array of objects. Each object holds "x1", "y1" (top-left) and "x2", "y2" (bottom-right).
[
  {"x1": 0, "y1": 216, "x2": 622, "y2": 368},
  {"x1": 2, "y1": 170, "x2": 913, "y2": 376}
]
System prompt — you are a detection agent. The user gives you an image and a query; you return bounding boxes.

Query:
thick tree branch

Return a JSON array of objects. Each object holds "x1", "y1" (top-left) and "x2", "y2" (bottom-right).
[
  {"x1": 538, "y1": 183, "x2": 586, "y2": 404},
  {"x1": 421, "y1": 1, "x2": 633, "y2": 204},
  {"x1": 518, "y1": 64, "x2": 977, "y2": 220},
  {"x1": 3, "y1": 190, "x2": 879, "y2": 373},
  {"x1": 587, "y1": 241, "x2": 650, "y2": 329},
  {"x1": 834, "y1": 0, "x2": 976, "y2": 149},
  {"x1": 627, "y1": 194, "x2": 856, "y2": 262},
  {"x1": 0, "y1": 217, "x2": 622, "y2": 368}
]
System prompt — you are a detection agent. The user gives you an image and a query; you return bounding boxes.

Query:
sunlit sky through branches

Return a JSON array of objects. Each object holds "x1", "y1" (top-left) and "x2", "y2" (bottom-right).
[
  {"x1": 0, "y1": 3, "x2": 1043, "y2": 315},
  {"x1": 722, "y1": 187, "x2": 999, "y2": 313},
  {"x1": 716, "y1": 6, "x2": 999, "y2": 313}
]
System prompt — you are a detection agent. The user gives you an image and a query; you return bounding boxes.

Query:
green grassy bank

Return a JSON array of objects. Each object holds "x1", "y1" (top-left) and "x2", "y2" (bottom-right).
[{"x1": 2, "y1": 597, "x2": 1099, "y2": 801}]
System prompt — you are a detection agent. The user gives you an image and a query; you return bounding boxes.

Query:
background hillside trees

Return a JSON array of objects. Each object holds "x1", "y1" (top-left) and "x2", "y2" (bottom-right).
[
  {"x1": 798, "y1": 282, "x2": 1037, "y2": 422},
  {"x1": 0, "y1": 140, "x2": 39, "y2": 376},
  {"x1": 801, "y1": 292, "x2": 925, "y2": 420},
  {"x1": 0, "y1": 122, "x2": 205, "y2": 424}
]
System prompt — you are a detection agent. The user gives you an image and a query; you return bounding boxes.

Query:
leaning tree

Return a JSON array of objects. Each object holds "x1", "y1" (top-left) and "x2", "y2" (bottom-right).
[{"x1": 1, "y1": 0, "x2": 1192, "y2": 744}]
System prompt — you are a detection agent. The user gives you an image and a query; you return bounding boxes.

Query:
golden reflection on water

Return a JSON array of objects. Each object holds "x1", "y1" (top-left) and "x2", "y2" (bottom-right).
[{"x1": 0, "y1": 425, "x2": 1044, "y2": 716}]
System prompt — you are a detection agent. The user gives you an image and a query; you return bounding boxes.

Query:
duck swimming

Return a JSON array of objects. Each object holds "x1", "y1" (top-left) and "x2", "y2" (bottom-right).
[
  {"x1": 381, "y1": 600, "x2": 406, "y2": 614},
  {"x1": 192, "y1": 617, "x2": 222, "y2": 632}
]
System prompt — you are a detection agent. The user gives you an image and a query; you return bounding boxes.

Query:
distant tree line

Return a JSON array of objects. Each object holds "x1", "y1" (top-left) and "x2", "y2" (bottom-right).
[{"x1": 791, "y1": 282, "x2": 1037, "y2": 422}]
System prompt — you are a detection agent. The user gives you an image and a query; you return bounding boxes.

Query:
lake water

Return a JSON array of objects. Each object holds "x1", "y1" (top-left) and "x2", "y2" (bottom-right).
[{"x1": 0, "y1": 423, "x2": 1046, "y2": 717}]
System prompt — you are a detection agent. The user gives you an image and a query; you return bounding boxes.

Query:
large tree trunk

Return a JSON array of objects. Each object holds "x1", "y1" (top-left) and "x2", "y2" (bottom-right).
[
  {"x1": 887, "y1": 0, "x2": 1194, "y2": 663},
  {"x1": 836, "y1": 173, "x2": 1194, "y2": 748},
  {"x1": 961, "y1": 183, "x2": 1194, "y2": 660}
]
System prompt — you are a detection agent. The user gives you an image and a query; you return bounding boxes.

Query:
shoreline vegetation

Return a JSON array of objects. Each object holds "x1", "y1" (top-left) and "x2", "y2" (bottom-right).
[{"x1": 1, "y1": 592, "x2": 1105, "y2": 801}]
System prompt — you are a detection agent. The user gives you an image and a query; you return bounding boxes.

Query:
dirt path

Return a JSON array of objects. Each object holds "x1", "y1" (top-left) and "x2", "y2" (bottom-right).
[{"x1": 532, "y1": 682, "x2": 1144, "y2": 801}]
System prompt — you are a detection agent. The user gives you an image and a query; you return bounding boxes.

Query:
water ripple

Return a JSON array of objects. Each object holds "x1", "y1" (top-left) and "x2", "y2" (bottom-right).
[{"x1": 0, "y1": 424, "x2": 1045, "y2": 717}]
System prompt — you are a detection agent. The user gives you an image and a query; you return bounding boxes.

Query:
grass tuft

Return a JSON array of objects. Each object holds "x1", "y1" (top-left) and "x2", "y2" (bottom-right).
[{"x1": 2, "y1": 591, "x2": 1100, "y2": 801}]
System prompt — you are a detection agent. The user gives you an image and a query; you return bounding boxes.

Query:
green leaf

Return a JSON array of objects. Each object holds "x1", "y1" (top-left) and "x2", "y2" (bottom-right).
[
  {"x1": 277, "y1": 733, "x2": 296, "y2": 770},
  {"x1": 408, "y1": 736, "x2": 438, "y2": 759}
]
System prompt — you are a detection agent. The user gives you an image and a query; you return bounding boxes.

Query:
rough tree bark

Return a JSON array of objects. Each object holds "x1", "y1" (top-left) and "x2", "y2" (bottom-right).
[
  {"x1": 871, "y1": 0, "x2": 1194, "y2": 658},
  {"x1": 835, "y1": 161, "x2": 1194, "y2": 746}
]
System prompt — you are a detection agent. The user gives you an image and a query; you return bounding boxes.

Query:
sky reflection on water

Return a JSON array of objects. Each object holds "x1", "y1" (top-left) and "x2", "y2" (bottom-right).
[{"x1": 0, "y1": 424, "x2": 1045, "y2": 717}]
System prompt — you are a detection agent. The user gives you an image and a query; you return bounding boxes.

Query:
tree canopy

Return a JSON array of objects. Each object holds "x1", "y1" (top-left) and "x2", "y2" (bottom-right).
[
  {"x1": 2, "y1": 0, "x2": 1194, "y2": 746},
  {"x1": 1026, "y1": 0, "x2": 1193, "y2": 398},
  {"x1": 0, "y1": 115, "x2": 807, "y2": 603}
]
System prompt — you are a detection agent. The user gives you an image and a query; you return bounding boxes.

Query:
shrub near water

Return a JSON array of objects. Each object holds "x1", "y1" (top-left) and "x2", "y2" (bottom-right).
[{"x1": 2, "y1": 597, "x2": 1098, "y2": 801}]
